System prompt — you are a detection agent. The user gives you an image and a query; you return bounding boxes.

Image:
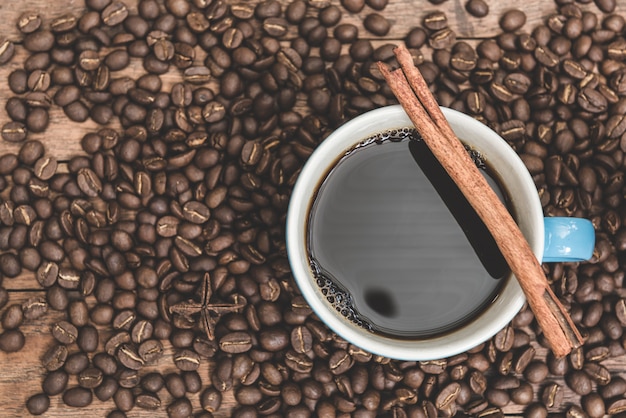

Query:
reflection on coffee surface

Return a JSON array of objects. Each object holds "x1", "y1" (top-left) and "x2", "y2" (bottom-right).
[{"x1": 307, "y1": 128, "x2": 511, "y2": 338}]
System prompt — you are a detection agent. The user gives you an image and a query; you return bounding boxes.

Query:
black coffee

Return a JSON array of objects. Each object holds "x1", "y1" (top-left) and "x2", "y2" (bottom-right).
[{"x1": 307, "y1": 128, "x2": 511, "y2": 338}]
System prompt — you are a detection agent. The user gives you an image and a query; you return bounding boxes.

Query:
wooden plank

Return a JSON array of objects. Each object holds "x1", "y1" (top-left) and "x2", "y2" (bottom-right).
[{"x1": 0, "y1": 0, "x2": 621, "y2": 41}]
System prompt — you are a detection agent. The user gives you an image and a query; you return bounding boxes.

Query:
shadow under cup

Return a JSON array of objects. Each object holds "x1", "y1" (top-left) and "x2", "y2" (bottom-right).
[{"x1": 286, "y1": 106, "x2": 544, "y2": 361}]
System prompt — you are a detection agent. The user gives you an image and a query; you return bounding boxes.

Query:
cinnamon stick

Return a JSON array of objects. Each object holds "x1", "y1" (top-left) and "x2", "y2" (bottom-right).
[{"x1": 377, "y1": 44, "x2": 583, "y2": 357}]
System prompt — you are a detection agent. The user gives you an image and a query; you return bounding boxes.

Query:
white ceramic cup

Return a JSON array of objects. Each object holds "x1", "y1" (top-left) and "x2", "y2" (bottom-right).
[{"x1": 286, "y1": 105, "x2": 592, "y2": 361}]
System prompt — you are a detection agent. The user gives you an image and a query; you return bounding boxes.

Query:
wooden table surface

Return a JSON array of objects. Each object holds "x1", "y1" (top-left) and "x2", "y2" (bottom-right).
[{"x1": 0, "y1": 0, "x2": 625, "y2": 417}]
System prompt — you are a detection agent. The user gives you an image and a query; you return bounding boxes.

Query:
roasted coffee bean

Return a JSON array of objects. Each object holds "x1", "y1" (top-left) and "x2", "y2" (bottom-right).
[
  {"x1": 341, "y1": 0, "x2": 365, "y2": 13},
  {"x1": 583, "y1": 362, "x2": 610, "y2": 385},
  {"x1": 51, "y1": 321, "x2": 78, "y2": 344},
  {"x1": 131, "y1": 319, "x2": 153, "y2": 344},
  {"x1": 281, "y1": 1, "x2": 303, "y2": 24},
  {"x1": 364, "y1": 13, "x2": 390, "y2": 36},
  {"x1": 24, "y1": 31, "x2": 54, "y2": 52},
  {"x1": 494, "y1": 326, "x2": 514, "y2": 351},
  {"x1": 484, "y1": 387, "x2": 509, "y2": 408},
  {"x1": 585, "y1": 345, "x2": 609, "y2": 363},
  {"x1": 136, "y1": 392, "x2": 161, "y2": 410},
  {"x1": 2, "y1": 304, "x2": 24, "y2": 329},
  {"x1": 102, "y1": 1, "x2": 129, "y2": 26},
  {"x1": 154, "y1": 39, "x2": 175, "y2": 61},
  {"x1": 500, "y1": 9, "x2": 526, "y2": 32},
  {"x1": 78, "y1": 367, "x2": 103, "y2": 389},
  {"x1": 290, "y1": 325, "x2": 313, "y2": 353},
  {"x1": 141, "y1": 372, "x2": 165, "y2": 393},
  {"x1": 508, "y1": 381, "x2": 532, "y2": 405},
  {"x1": 201, "y1": 387, "x2": 222, "y2": 412},
  {"x1": 596, "y1": 0, "x2": 616, "y2": 13},
  {"x1": 118, "y1": 343, "x2": 144, "y2": 370},
  {"x1": 25, "y1": 108, "x2": 49, "y2": 133},
  {"x1": 607, "y1": 399, "x2": 626, "y2": 415},
  {"x1": 423, "y1": 11, "x2": 448, "y2": 31},
  {"x1": 523, "y1": 403, "x2": 547, "y2": 418},
  {"x1": 181, "y1": 370, "x2": 201, "y2": 394},
  {"x1": 104, "y1": 331, "x2": 130, "y2": 355},
  {"x1": 22, "y1": 297, "x2": 47, "y2": 320},
  {"x1": 42, "y1": 344, "x2": 68, "y2": 371},
  {"x1": 64, "y1": 352, "x2": 89, "y2": 375},
  {"x1": 235, "y1": 386, "x2": 263, "y2": 406},
  {"x1": 173, "y1": 349, "x2": 200, "y2": 371},
  {"x1": 50, "y1": 14, "x2": 77, "y2": 32},
  {"x1": 105, "y1": 49, "x2": 130, "y2": 70},
  {"x1": 63, "y1": 387, "x2": 93, "y2": 407},
  {"x1": 430, "y1": 28, "x2": 456, "y2": 50},
  {"x1": 259, "y1": 327, "x2": 289, "y2": 352},
  {"x1": 524, "y1": 361, "x2": 549, "y2": 383},
  {"x1": 184, "y1": 66, "x2": 211, "y2": 84},
  {"x1": 263, "y1": 17, "x2": 288, "y2": 37},
  {"x1": 24, "y1": 92, "x2": 51, "y2": 109},
  {"x1": 601, "y1": 376, "x2": 626, "y2": 399},
  {"x1": 54, "y1": 85, "x2": 81, "y2": 107},
  {"x1": 34, "y1": 156, "x2": 57, "y2": 180},
  {"x1": 93, "y1": 353, "x2": 117, "y2": 376},
  {"x1": 113, "y1": 387, "x2": 134, "y2": 411},
  {"x1": 93, "y1": 377, "x2": 118, "y2": 402},
  {"x1": 435, "y1": 382, "x2": 460, "y2": 410},
  {"x1": 26, "y1": 70, "x2": 50, "y2": 91},
  {"x1": 9, "y1": 70, "x2": 28, "y2": 93},
  {"x1": 78, "y1": 50, "x2": 100, "y2": 71},
  {"x1": 0, "y1": 252, "x2": 21, "y2": 277},
  {"x1": 58, "y1": 267, "x2": 81, "y2": 289},
  {"x1": 77, "y1": 325, "x2": 98, "y2": 353},
  {"x1": 365, "y1": 0, "x2": 387, "y2": 9},
  {"x1": 335, "y1": 24, "x2": 359, "y2": 44},
  {"x1": 167, "y1": 397, "x2": 192, "y2": 418},
  {"x1": 26, "y1": 393, "x2": 50, "y2": 415},
  {"x1": 1, "y1": 122, "x2": 27, "y2": 142},
  {"x1": 6, "y1": 98, "x2": 27, "y2": 122},
  {"x1": 220, "y1": 332, "x2": 252, "y2": 353},
  {"x1": 42, "y1": 370, "x2": 68, "y2": 396},
  {"x1": 578, "y1": 87, "x2": 608, "y2": 113},
  {"x1": 0, "y1": 38, "x2": 15, "y2": 65},
  {"x1": 76, "y1": 168, "x2": 103, "y2": 197},
  {"x1": 0, "y1": 329, "x2": 25, "y2": 352},
  {"x1": 581, "y1": 393, "x2": 605, "y2": 418},
  {"x1": 165, "y1": 372, "x2": 186, "y2": 399},
  {"x1": 566, "y1": 405, "x2": 587, "y2": 418},
  {"x1": 17, "y1": 12, "x2": 42, "y2": 33},
  {"x1": 47, "y1": 286, "x2": 69, "y2": 311},
  {"x1": 541, "y1": 382, "x2": 564, "y2": 409},
  {"x1": 567, "y1": 370, "x2": 593, "y2": 395},
  {"x1": 466, "y1": 0, "x2": 489, "y2": 17}
]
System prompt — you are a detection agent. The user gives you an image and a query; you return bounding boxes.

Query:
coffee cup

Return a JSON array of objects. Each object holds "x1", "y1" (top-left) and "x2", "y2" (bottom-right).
[{"x1": 286, "y1": 105, "x2": 595, "y2": 360}]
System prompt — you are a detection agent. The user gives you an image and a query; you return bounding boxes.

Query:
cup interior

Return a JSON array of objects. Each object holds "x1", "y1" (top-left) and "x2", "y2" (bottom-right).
[{"x1": 286, "y1": 105, "x2": 544, "y2": 360}]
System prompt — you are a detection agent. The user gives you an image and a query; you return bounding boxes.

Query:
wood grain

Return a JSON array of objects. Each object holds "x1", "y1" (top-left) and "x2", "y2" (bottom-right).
[{"x1": 0, "y1": 0, "x2": 623, "y2": 416}]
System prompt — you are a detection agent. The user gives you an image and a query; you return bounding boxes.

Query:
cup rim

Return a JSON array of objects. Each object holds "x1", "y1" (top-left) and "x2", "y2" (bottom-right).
[{"x1": 286, "y1": 105, "x2": 543, "y2": 360}]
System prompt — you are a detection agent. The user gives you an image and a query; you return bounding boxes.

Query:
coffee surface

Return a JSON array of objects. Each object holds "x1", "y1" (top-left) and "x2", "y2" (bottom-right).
[{"x1": 308, "y1": 132, "x2": 508, "y2": 337}]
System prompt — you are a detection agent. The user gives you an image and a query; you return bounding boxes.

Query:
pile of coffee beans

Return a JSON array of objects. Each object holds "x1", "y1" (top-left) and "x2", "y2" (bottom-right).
[{"x1": 0, "y1": 0, "x2": 625, "y2": 417}]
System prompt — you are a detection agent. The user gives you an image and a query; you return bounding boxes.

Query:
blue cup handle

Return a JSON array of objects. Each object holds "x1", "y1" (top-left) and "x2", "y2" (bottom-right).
[{"x1": 543, "y1": 217, "x2": 595, "y2": 263}]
